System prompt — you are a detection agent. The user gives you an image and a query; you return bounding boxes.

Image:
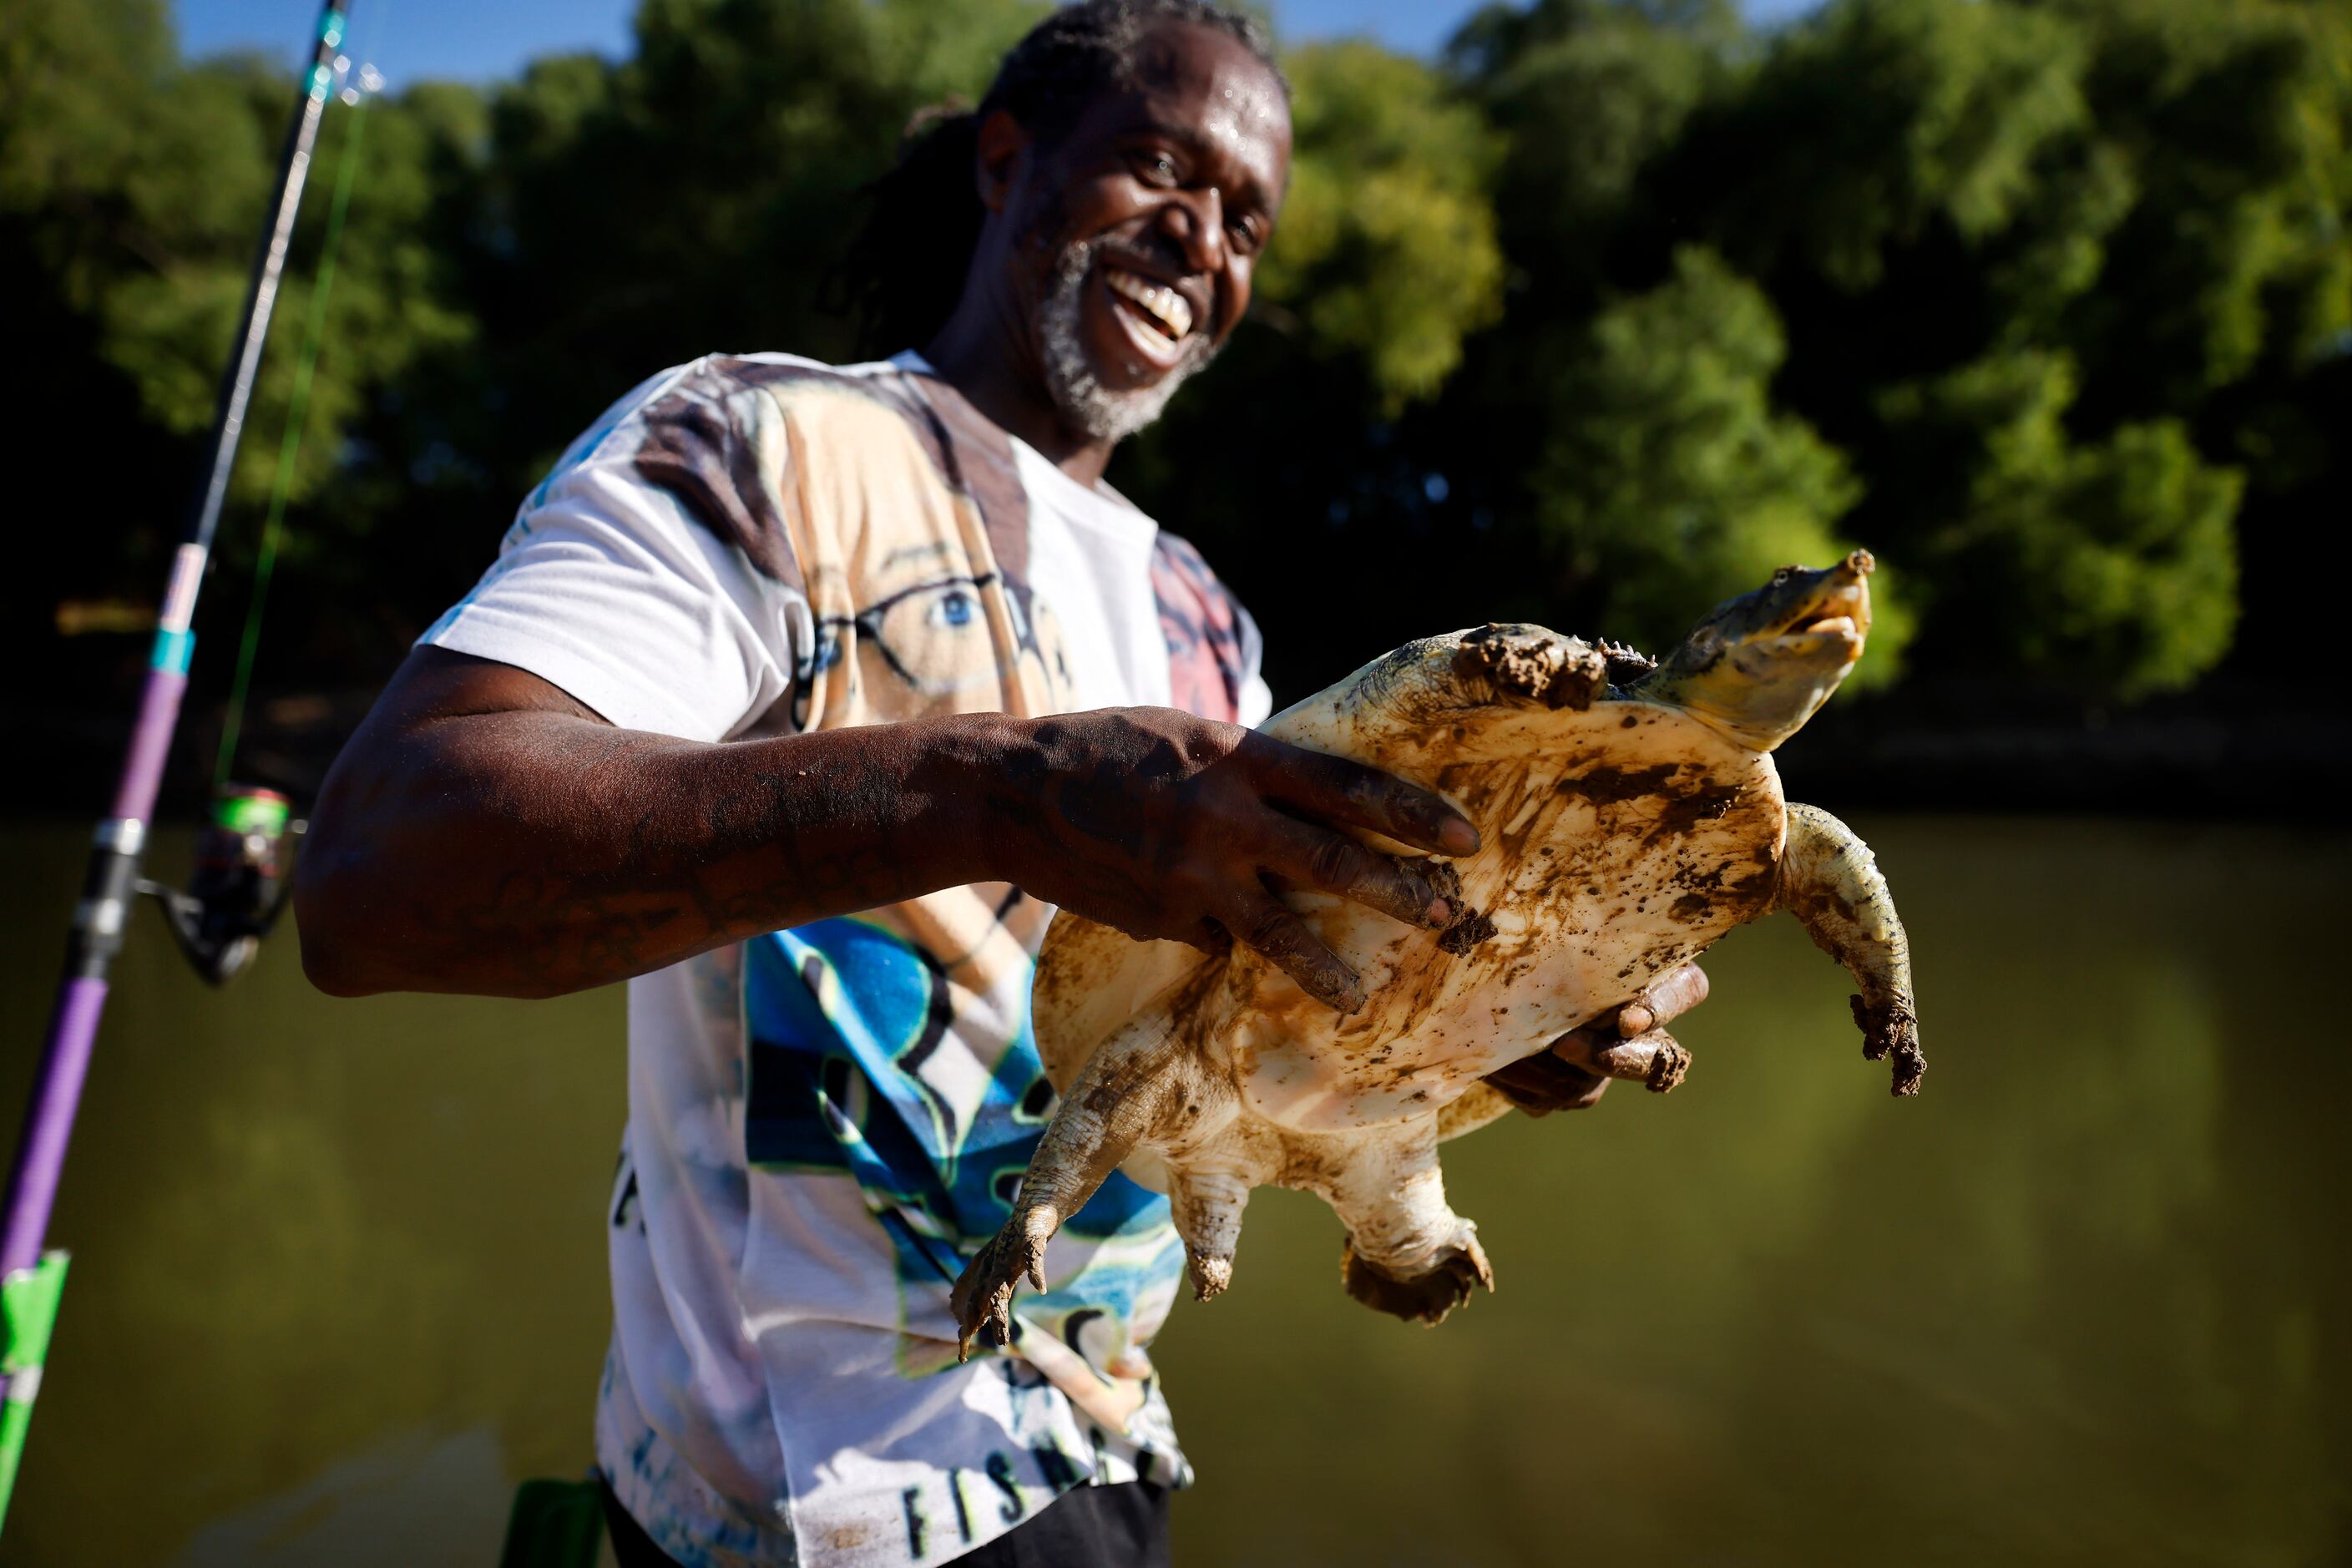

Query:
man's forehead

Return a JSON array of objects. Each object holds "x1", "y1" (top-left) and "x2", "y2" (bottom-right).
[{"x1": 1099, "y1": 24, "x2": 1291, "y2": 195}]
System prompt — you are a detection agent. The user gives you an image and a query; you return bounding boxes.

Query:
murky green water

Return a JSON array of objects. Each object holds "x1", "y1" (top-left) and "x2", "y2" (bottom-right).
[{"x1": 2, "y1": 816, "x2": 2345, "y2": 1565}]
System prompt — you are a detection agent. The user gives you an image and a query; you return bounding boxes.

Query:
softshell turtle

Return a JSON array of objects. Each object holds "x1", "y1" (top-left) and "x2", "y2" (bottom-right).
[{"x1": 953, "y1": 553, "x2": 1919, "y2": 1350}]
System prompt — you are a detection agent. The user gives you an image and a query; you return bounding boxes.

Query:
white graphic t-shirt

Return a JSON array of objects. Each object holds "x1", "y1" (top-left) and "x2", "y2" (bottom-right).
[{"x1": 422, "y1": 352, "x2": 1269, "y2": 1568}]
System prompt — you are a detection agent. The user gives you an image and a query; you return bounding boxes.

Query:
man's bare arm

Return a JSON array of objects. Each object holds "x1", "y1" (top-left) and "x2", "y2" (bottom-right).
[{"x1": 295, "y1": 648, "x2": 1480, "y2": 1002}]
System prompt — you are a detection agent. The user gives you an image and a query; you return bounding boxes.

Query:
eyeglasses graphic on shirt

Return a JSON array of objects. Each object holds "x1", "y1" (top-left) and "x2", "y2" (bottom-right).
[{"x1": 812, "y1": 573, "x2": 1003, "y2": 696}]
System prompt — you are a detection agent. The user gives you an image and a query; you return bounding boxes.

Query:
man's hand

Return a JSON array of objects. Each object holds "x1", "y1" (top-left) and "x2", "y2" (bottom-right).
[
  {"x1": 1480, "y1": 962, "x2": 1711, "y2": 1115},
  {"x1": 995, "y1": 708, "x2": 1480, "y2": 1014}
]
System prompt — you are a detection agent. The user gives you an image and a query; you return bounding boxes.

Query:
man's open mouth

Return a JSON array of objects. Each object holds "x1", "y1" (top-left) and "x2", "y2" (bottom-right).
[{"x1": 1104, "y1": 265, "x2": 1195, "y2": 362}]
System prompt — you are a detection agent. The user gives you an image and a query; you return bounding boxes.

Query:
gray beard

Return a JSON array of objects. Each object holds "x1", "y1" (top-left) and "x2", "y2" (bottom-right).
[{"x1": 1037, "y1": 239, "x2": 1219, "y2": 444}]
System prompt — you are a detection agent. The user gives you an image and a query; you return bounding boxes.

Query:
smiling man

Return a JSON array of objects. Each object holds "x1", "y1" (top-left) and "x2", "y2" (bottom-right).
[{"x1": 294, "y1": 5, "x2": 1672, "y2": 1565}]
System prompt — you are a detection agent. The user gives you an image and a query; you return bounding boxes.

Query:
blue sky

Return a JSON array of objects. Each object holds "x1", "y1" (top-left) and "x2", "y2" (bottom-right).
[{"x1": 175, "y1": 0, "x2": 1826, "y2": 87}]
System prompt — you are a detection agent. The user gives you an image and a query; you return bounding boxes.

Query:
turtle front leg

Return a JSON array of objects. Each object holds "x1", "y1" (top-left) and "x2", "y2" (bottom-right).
[
  {"x1": 951, "y1": 1013, "x2": 1193, "y2": 1358},
  {"x1": 1309, "y1": 1118, "x2": 1493, "y2": 1326},
  {"x1": 1776, "y1": 802, "x2": 1925, "y2": 1096}
]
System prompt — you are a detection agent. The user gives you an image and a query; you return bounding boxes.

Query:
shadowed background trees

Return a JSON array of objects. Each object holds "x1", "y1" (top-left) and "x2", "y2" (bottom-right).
[{"x1": 5, "y1": 0, "x2": 2346, "y2": 774}]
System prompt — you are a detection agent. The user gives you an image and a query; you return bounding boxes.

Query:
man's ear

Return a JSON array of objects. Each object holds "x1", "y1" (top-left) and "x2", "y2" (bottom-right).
[{"x1": 974, "y1": 108, "x2": 1030, "y2": 215}]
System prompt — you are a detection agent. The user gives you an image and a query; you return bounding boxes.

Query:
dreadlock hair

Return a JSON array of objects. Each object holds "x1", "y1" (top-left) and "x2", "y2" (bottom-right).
[{"x1": 836, "y1": 1, "x2": 1287, "y2": 357}]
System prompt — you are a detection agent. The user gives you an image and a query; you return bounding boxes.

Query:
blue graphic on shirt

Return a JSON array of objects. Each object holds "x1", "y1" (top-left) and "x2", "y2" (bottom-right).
[{"x1": 744, "y1": 918, "x2": 1171, "y2": 1325}]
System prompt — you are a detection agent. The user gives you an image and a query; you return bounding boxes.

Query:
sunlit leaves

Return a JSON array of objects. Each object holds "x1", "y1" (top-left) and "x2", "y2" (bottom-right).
[{"x1": 1255, "y1": 42, "x2": 1504, "y2": 410}]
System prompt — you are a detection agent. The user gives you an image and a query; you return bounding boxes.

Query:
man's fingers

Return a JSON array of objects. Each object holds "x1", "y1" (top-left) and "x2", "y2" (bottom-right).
[
  {"x1": 1483, "y1": 1050, "x2": 1611, "y2": 1115},
  {"x1": 1618, "y1": 963, "x2": 1709, "y2": 1036},
  {"x1": 1252, "y1": 738, "x2": 1479, "y2": 858},
  {"x1": 1262, "y1": 820, "x2": 1450, "y2": 929},
  {"x1": 1554, "y1": 1024, "x2": 1691, "y2": 1091},
  {"x1": 1226, "y1": 887, "x2": 1364, "y2": 1013}
]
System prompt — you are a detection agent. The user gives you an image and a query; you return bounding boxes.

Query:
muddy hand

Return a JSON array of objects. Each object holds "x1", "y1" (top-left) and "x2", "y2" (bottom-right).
[
  {"x1": 1480, "y1": 963, "x2": 1710, "y2": 1114},
  {"x1": 1002, "y1": 708, "x2": 1481, "y2": 1013}
]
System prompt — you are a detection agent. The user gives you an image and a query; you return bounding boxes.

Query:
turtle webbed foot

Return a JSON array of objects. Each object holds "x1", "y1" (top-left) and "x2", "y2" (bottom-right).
[
  {"x1": 1340, "y1": 1232, "x2": 1495, "y2": 1327},
  {"x1": 951, "y1": 1205, "x2": 1059, "y2": 1359},
  {"x1": 1852, "y1": 993, "x2": 1925, "y2": 1097}
]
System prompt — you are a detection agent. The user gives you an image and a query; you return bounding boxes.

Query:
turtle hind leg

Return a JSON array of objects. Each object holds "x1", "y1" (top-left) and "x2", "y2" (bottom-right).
[
  {"x1": 1169, "y1": 1162, "x2": 1254, "y2": 1302},
  {"x1": 1313, "y1": 1117, "x2": 1493, "y2": 1327},
  {"x1": 951, "y1": 1013, "x2": 1194, "y2": 1358},
  {"x1": 1777, "y1": 802, "x2": 1924, "y2": 1096},
  {"x1": 1342, "y1": 1232, "x2": 1493, "y2": 1326}
]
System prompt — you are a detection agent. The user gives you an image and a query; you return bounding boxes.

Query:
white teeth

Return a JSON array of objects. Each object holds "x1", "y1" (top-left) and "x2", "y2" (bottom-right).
[{"x1": 1105, "y1": 268, "x2": 1193, "y2": 340}]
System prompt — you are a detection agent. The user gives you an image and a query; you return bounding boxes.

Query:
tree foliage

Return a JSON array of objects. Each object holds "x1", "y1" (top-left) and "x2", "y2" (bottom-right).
[
  {"x1": 1435, "y1": 0, "x2": 2345, "y2": 699},
  {"x1": 8, "y1": 0, "x2": 2346, "y2": 719},
  {"x1": 1255, "y1": 40, "x2": 1504, "y2": 409}
]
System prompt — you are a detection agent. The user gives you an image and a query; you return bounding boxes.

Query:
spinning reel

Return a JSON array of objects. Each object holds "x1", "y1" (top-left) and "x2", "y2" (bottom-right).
[{"x1": 136, "y1": 784, "x2": 304, "y2": 986}]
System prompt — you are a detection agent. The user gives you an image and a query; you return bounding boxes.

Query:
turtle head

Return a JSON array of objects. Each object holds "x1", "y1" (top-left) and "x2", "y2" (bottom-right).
[{"x1": 1632, "y1": 551, "x2": 1874, "y2": 751}]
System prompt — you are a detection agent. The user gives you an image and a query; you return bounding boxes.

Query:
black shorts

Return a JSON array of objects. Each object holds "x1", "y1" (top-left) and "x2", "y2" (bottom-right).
[{"x1": 599, "y1": 1477, "x2": 1171, "y2": 1568}]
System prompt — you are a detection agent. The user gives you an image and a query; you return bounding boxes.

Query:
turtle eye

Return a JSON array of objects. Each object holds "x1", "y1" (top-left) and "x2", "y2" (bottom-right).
[{"x1": 1771, "y1": 566, "x2": 1795, "y2": 586}]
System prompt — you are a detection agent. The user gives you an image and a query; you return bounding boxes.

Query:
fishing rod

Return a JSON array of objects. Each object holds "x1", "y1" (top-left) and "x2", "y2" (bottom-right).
[{"x1": 0, "y1": 0, "x2": 360, "y2": 1529}]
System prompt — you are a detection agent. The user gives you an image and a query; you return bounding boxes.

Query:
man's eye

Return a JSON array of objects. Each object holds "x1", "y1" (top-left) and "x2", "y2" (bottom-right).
[{"x1": 1135, "y1": 151, "x2": 1178, "y2": 185}]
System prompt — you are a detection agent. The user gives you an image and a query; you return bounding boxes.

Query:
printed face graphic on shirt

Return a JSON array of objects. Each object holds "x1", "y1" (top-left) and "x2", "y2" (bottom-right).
[
  {"x1": 816, "y1": 542, "x2": 1071, "y2": 714},
  {"x1": 813, "y1": 549, "x2": 1004, "y2": 701}
]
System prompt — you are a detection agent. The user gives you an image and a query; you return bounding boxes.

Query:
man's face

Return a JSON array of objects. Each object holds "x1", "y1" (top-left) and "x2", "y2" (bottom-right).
[{"x1": 1007, "y1": 23, "x2": 1292, "y2": 443}]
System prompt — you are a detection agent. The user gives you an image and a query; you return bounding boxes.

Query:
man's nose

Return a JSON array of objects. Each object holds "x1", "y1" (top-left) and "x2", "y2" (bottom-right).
[{"x1": 1156, "y1": 185, "x2": 1227, "y2": 274}]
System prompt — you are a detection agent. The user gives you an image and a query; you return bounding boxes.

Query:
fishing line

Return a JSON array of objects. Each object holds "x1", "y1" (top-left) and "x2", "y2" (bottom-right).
[{"x1": 213, "y1": 17, "x2": 388, "y2": 788}]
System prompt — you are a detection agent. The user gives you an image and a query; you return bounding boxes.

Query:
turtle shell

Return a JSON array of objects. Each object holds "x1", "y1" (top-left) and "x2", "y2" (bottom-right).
[{"x1": 1031, "y1": 628, "x2": 1788, "y2": 1136}]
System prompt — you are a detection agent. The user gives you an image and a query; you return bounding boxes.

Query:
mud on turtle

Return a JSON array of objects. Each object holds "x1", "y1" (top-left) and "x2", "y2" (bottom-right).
[{"x1": 954, "y1": 553, "x2": 1920, "y2": 1348}]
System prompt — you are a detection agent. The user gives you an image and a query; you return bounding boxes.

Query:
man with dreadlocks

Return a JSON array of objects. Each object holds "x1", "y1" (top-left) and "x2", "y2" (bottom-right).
[{"x1": 300, "y1": 3, "x2": 1673, "y2": 1564}]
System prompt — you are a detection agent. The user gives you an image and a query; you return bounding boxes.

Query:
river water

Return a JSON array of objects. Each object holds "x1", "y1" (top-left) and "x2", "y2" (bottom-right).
[{"x1": 1, "y1": 815, "x2": 2344, "y2": 1565}]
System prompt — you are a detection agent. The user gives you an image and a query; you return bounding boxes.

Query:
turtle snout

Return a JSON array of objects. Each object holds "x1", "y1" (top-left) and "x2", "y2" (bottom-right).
[
  {"x1": 1778, "y1": 566, "x2": 1873, "y2": 641},
  {"x1": 1842, "y1": 549, "x2": 1875, "y2": 579}
]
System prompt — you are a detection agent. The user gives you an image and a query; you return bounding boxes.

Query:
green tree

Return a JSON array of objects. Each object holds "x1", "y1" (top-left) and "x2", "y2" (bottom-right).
[
  {"x1": 1447, "y1": 0, "x2": 1727, "y2": 292},
  {"x1": 13, "y1": 0, "x2": 2347, "y2": 738},
  {"x1": 1252, "y1": 40, "x2": 1503, "y2": 410},
  {"x1": 1529, "y1": 0, "x2": 2341, "y2": 695}
]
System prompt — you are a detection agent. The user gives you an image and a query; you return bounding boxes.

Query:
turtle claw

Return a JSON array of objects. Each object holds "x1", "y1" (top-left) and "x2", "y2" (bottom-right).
[
  {"x1": 951, "y1": 1206, "x2": 1058, "y2": 1360},
  {"x1": 1340, "y1": 1231, "x2": 1495, "y2": 1327},
  {"x1": 1187, "y1": 1253, "x2": 1234, "y2": 1302},
  {"x1": 1852, "y1": 994, "x2": 1925, "y2": 1097}
]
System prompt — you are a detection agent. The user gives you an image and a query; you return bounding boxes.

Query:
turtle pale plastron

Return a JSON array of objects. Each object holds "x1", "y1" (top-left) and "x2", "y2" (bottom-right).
[{"x1": 953, "y1": 553, "x2": 1920, "y2": 1353}]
